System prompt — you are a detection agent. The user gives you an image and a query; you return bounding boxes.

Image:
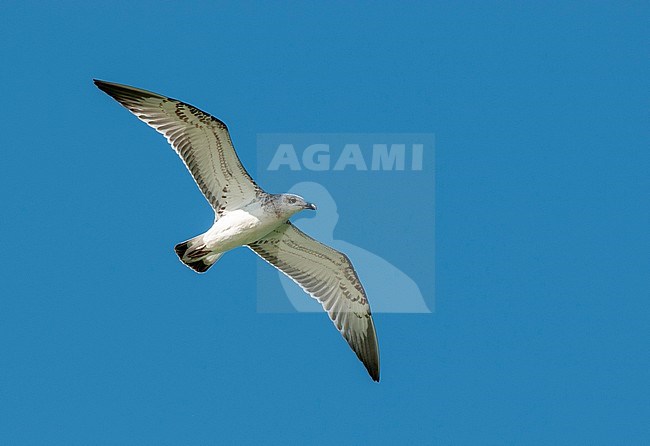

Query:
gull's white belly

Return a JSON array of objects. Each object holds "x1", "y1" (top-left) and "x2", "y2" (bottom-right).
[{"x1": 203, "y1": 208, "x2": 280, "y2": 253}]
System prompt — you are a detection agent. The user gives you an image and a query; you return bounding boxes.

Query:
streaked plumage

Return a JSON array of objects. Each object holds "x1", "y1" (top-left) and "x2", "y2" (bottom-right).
[{"x1": 94, "y1": 80, "x2": 380, "y2": 381}]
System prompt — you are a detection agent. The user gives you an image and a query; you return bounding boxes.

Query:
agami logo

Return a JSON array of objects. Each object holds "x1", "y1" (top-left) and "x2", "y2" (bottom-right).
[
  {"x1": 256, "y1": 133, "x2": 435, "y2": 314},
  {"x1": 267, "y1": 143, "x2": 425, "y2": 171}
]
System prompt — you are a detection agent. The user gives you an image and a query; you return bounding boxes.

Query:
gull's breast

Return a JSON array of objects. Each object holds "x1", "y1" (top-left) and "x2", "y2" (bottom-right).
[{"x1": 204, "y1": 207, "x2": 282, "y2": 252}]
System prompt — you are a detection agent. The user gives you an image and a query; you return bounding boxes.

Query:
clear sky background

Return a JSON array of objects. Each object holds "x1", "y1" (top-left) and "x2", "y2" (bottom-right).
[{"x1": 1, "y1": 2, "x2": 648, "y2": 444}]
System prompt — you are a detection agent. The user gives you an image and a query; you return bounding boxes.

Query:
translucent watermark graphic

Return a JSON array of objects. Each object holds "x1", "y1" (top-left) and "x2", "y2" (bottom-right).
[{"x1": 256, "y1": 134, "x2": 434, "y2": 313}]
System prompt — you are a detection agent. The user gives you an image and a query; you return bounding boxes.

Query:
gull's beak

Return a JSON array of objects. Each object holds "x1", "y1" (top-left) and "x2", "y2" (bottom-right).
[{"x1": 305, "y1": 203, "x2": 317, "y2": 210}]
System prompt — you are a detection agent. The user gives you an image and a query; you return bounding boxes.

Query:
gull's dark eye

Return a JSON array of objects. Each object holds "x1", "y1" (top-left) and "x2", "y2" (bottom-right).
[{"x1": 289, "y1": 197, "x2": 296, "y2": 204}]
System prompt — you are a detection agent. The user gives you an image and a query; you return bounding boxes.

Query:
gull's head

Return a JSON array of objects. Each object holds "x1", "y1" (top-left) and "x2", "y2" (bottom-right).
[{"x1": 278, "y1": 193, "x2": 317, "y2": 216}]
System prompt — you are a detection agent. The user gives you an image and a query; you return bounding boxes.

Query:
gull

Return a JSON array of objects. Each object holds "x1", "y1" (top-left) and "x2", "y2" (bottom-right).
[{"x1": 94, "y1": 80, "x2": 380, "y2": 381}]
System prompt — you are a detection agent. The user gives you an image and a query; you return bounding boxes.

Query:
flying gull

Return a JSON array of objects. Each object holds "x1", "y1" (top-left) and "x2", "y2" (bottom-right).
[{"x1": 94, "y1": 80, "x2": 380, "y2": 381}]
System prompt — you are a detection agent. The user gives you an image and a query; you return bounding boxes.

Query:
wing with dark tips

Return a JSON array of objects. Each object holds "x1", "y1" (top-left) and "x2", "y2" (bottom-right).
[
  {"x1": 94, "y1": 80, "x2": 261, "y2": 216},
  {"x1": 249, "y1": 222, "x2": 380, "y2": 381}
]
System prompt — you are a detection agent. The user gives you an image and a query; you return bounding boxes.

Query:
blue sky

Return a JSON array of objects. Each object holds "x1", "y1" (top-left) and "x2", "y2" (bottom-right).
[{"x1": 1, "y1": 1, "x2": 648, "y2": 444}]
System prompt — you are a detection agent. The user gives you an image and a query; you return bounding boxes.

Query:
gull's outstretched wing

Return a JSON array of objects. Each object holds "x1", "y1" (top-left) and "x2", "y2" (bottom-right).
[
  {"x1": 94, "y1": 80, "x2": 261, "y2": 216},
  {"x1": 248, "y1": 222, "x2": 380, "y2": 381}
]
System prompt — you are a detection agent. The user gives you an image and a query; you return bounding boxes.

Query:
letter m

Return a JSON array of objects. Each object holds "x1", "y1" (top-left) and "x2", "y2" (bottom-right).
[{"x1": 371, "y1": 144, "x2": 405, "y2": 171}]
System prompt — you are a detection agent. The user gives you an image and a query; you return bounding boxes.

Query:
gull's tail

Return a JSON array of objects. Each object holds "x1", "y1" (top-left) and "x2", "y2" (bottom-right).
[{"x1": 174, "y1": 235, "x2": 224, "y2": 273}]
